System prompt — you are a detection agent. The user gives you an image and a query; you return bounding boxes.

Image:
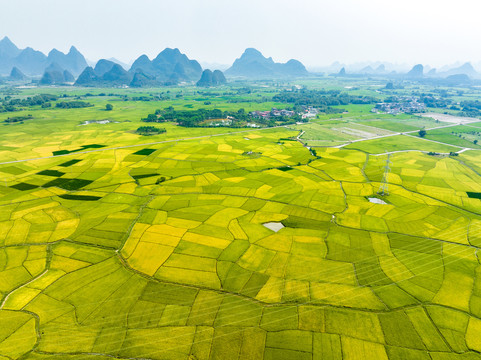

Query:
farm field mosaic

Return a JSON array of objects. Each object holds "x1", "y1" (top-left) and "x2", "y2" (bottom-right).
[{"x1": 2, "y1": 84, "x2": 481, "y2": 360}]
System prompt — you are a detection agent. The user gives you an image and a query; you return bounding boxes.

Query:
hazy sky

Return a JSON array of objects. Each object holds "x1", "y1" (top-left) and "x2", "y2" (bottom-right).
[{"x1": 1, "y1": 0, "x2": 481, "y2": 68}]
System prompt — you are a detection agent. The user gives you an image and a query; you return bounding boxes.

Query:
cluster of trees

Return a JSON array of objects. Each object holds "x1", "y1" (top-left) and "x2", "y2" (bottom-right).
[
  {"x1": 459, "y1": 100, "x2": 481, "y2": 117},
  {"x1": 136, "y1": 126, "x2": 167, "y2": 135},
  {"x1": 273, "y1": 89, "x2": 378, "y2": 107},
  {"x1": 0, "y1": 94, "x2": 58, "y2": 112},
  {"x1": 130, "y1": 96, "x2": 166, "y2": 102},
  {"x1": 0, "y1": 93, "x2": 97, "y2": 112},
  {"x1": 55, "y1": 101, "x2": 93, "y2": 109},
  {"x1": 141, "y1": 108, "x2": 252, "y2": 127},
  {"x1": 419, "y1": 96, "x2": 452, "y2": 109},
  {"x1": 4, "y1": 114, "x2": 33, "y2": 123}
]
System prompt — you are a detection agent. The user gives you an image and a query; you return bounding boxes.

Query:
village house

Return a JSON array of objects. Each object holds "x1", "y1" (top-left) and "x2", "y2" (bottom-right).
[{"x1": 372, "y1": 96, "x2": 425, "y2": 114}]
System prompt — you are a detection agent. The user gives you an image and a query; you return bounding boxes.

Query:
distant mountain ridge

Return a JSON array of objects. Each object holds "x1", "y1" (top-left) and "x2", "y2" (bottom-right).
[
  {"x1": 75, "y1": 48, "x2": 203, "y2": 87},
  {"x1": 130, "y1": 48, "x2": 202, "y2": 83},
  {"x1": 327, "y1": 61, "x2": 480, "y2": 84},
  {"x1": 3, "y1": 35, "x2": 479, "y2": 86},
  {"x1": 0, "y1": 36, "x2": 87, "y2": 76},
  {"x1": 225, "y1": 48, "x2": 308, "y2": 78},
  {"x1": 439, "y1": 62, "x2": 478, "y2": 78}
]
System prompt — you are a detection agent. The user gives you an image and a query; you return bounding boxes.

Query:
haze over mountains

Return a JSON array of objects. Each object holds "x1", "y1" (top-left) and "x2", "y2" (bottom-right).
[
  {"x1": 2, "y1": 36, "x2": 481, "y2": 86},
  {"x1": 0, "y1": 37, "x2": 311, "y2": 84},
  {"x1": 0, "y1": 36, "x2": 87, "y2": 76},
  {"x1": 317, "y1": 61, "x2": 481, "y2": 79}
]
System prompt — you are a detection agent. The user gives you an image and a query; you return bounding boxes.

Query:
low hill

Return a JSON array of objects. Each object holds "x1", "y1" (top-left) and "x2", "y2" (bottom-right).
[
  {"x1": 94, "y1": 59, "x2": 117, "y2": 77},
  {"x1": 196, "y1": 69, "x2": 227, "y2": 87},
  {"x1": 39, "y1": 63, "x2": 75, "y2": 85},
  {"x1": 9, "y1": 66, "x2": 26, "y2": 81},
  {"x1": 130, "y1": 70, "x2": 157, "y2": 87},
  {"x1": 75, "y1": 64, "x2": 132, "y2": 86},
  {"x1": 74, "y1": 66, "x2": 98, "y2": 86},
  {"x1": 407, "y1": 64, "x2": 424, "y2": 78},
  {"x1": 63, "y1": 70, "x2": 75, "y2": 82}
]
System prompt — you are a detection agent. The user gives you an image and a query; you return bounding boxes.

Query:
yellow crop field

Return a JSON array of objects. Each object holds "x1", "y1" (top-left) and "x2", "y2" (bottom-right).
[{"x1": 1, "y1": 88, "x2": 481, "y2": 359}]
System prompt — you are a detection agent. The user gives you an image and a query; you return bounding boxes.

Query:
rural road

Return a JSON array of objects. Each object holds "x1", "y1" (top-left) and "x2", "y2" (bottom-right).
[{"x1": 329, "y1": 121, "x2": 477, "y2": 152}]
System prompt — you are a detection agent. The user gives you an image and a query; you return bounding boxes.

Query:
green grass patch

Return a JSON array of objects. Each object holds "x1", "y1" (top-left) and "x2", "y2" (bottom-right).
[
  {"x1": 58, "y1": 159, "x2": 82, "y2": 167},
  {"x1": 131, "y1": 173, "x2": 159, "y2": 180},
  {"x1": 10, "y1": 183, "x2": 39, "y2": 191},
  {"x1": 133, "y1": 149, "x2": 157, "y2": 156},
  {"x1": 52, "y1": 144, "x2": 106, "y2": 156},
  {"x1": 282, "y1": 216, "x2": 325, "y2": 230},
  {"x1": 37, "y1": 170, "x2": 65, "y2": 177},
  {"x1": 59, "y1": 194, "x2": 102, "y2": 201},
  {"x1": 0, "y1": 166, "x2": 26, "y2": 175},
  {"x1": 467, "y1": 192, "x2": 481, "y2": 199},
  {"x1": 43, "y1": 178, "x2": 93, "y2": 190}
]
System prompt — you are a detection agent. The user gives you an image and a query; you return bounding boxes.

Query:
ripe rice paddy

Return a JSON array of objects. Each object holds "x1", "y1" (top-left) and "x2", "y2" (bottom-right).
[{"x1": 1, "y1": 89, "x2": 481, "y2": 359}]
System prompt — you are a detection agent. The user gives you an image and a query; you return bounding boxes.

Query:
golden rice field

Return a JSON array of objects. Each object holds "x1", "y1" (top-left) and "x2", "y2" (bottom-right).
[{"x1": 2, "y1": 103, "x2": 481, "y2": 359}]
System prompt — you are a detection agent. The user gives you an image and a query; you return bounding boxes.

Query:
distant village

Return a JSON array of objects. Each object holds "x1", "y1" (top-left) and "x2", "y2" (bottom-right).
[
  {"x1": 250, "y1": 106, "x2": 319, "y2": 120},
  {"x1": 372, "y1": 96, "x2": 426, "y2": 115}
]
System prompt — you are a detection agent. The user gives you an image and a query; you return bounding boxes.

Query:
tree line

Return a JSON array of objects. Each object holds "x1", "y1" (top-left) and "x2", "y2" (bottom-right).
[{"x1": 272, "y1": 89, "x2": 379, "y2": 108}]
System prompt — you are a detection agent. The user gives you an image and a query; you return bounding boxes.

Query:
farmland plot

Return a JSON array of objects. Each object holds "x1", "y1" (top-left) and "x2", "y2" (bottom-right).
[{"x1": 1, "y1": 115, "x2": 481, "y2": 359}]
